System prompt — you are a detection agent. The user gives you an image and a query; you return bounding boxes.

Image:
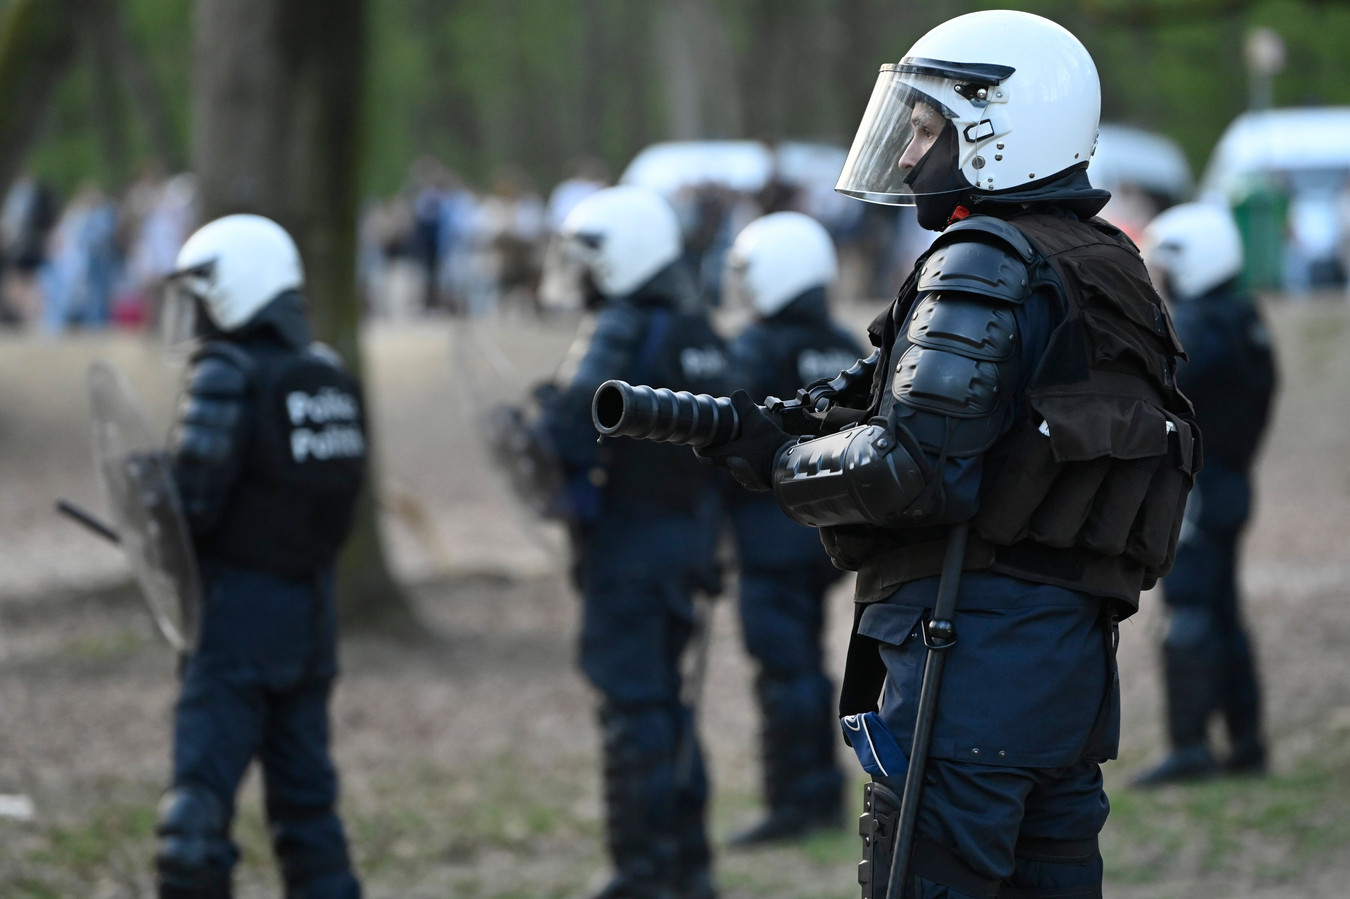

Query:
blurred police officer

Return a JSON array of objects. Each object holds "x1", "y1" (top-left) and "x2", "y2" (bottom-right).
[
  {"x1": 1134, "y1": 202, "x2": 1277, "y2": 786},
  {"x1": 697, "y1": 11, "x2": 1197, "y2": 897},
  {"x1": 538, "y1": 186, "x2": 731, "y2": 899},
  {"x1": 158, "y1": 214, "x2": 366, "y2": 899},
  {"x1": 719, "y1": 212, "x2": 863, "y2": 845}
]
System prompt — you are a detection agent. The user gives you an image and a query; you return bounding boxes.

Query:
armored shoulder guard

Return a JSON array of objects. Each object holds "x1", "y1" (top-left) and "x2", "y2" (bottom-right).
[
  {"x1": 882, "y1": 220, "x2": 1031, "y2": 458},
  {"x1": 172, "y1": 341, "x2": 256, "y2": 533}
]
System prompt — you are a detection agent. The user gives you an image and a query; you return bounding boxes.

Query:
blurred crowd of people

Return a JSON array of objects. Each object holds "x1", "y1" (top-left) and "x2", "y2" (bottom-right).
[
  {"x1": 357, "y1": 154, "x2": 933, "y2": 322},
  {"x1": 0, "y1": 169, "x2": 198, "y2": 332},
  {"x1": 14, "y1": 148, "x2": 1350, "y2": 339}
]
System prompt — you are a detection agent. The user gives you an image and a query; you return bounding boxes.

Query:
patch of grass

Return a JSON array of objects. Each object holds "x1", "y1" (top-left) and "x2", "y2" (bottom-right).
[
  {"x1": 4, "y1": 795, "x2": 160, "y2": 896},
  {"x1": 1104, "y1": 729, "x2": 1350, "y2": 889},
  {"x1": 57, "y1": 628, "x2": 146, "y2": 662}
]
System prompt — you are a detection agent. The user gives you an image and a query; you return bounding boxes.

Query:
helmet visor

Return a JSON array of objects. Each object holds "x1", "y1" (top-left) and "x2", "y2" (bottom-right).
[
  {"x1": 539, "y1": 234, "x2": 602, "y2": 311},
  {"x1": 159, "y1": 263, "x2": 214, "y2": 352},
  {"x1": 721, "y1": 252, "x2": 754, "y2": 314},
  {"x1": 835, "y1": 66, "x2": 959, "y2": 206}
]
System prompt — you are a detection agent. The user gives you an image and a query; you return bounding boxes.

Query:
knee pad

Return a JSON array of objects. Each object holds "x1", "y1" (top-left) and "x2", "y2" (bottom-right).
[
  {"x1": 155, "y1": 785, "x2": 231, "y2": 892},
  {"x1": 998, "y1": 835, "x2": 1102, "y2": 898}
]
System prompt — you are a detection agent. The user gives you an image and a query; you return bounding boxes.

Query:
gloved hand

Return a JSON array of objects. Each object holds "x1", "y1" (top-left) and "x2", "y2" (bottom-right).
[{"x1": 694, "y1": 390, "x2": 792, "y2": 492}]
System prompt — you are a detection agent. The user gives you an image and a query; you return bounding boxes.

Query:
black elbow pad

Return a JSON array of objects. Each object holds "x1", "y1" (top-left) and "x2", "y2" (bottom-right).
[{"x1": 772, "y1": 423, "x2": 933, "y2": 528}]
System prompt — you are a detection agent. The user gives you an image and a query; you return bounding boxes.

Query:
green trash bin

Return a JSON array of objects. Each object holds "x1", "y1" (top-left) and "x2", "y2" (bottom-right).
[{"x1": 1230, "y1": 174, "x2": 1288, "y2": 292}]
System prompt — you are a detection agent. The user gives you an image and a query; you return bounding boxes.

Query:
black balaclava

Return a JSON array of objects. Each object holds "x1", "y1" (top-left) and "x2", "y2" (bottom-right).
[{"x1": 905, "y1": 119, "x2": 974, "y2": 231}]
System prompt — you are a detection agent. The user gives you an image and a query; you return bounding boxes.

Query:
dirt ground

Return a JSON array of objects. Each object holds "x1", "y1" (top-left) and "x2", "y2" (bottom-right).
[{"x1": 1, "y1": 295, "x2": 1349, "y2": 897}]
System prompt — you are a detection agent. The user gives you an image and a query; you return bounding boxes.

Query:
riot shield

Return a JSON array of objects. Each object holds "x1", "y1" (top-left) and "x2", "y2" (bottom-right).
[
  {"x1": 449, "y1": 318, "x2": 569, "y2": 561},
  {"x1": 87, "y1": 359, "x2": 202, "y2": 652}
]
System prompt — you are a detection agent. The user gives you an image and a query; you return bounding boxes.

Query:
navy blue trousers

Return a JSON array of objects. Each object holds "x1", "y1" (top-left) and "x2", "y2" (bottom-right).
[
  {"x1": 576, "y1": 512, "x2": 714, "y2": 872},
  {"x1": 858, "y1": 575, "x2": 1118, "y2": 895},
  {"x1": 171, "y1": 563, "x2": 359, "y2": 897}
]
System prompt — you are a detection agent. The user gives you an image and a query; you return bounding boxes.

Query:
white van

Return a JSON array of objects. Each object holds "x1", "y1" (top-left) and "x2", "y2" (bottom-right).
[{"x1": 1201, "y1": 107, "x2": 1350, "y2": 290}]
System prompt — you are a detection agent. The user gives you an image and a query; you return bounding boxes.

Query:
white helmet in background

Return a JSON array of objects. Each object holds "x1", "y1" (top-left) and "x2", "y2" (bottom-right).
[
  {"x1": 1140, "y1": 202, "x2": 1245, "y2": 302},
  {"x1": 171, "y1": 214, "x2": 304, "y2": 331},
  {"x1": 724, "y1": 212, "x2": 838, "y2": 318},
  {"x1": 836, "y1": 10, "x2": 1100, "y2": 206},
  {"x1": 541, "y1": 185, "x2": 682, "y2": 306}
]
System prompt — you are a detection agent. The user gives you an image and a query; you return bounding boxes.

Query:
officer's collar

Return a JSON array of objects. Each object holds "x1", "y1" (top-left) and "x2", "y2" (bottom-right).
[{"x1": 967, "y1": 166, "x2": 1111, "y2": 221}]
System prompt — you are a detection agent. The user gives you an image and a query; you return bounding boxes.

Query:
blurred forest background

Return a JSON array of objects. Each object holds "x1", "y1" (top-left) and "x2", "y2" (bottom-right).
[{"x1": 14, "y1": 0, "x2": 1350, "y2": 201}]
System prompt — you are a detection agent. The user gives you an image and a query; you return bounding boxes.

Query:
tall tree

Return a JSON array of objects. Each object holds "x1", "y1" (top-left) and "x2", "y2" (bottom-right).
[
  {"x1": 192, "y1": 0, "x2": 419, "y2": 634},
  {"x1": 0, "y1": 0, "x2": 85, "y2": 191}
]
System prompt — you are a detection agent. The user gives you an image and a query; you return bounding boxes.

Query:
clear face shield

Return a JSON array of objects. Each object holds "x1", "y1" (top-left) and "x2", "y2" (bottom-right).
[
  {"x1": 720, "y1": 252, "x2": 754, "y2": 314},
  {"x1": 835, "y1": 66, "x2": 965, "y2": 206},
  {"x1": 538, "y1": 232, "x2": 603, "y2": 312},
  {"x1": 159, "y1": 262, "x2": 214, "y2": 352}
]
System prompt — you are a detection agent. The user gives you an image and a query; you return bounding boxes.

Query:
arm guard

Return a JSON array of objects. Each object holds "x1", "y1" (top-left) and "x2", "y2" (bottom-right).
[
  {"x1": 170, "y1": 342, "x2": 254, "y2": 535},
  {"x1": 772, "y1": 422, "x2": 931, "y2": 528},
  {"x1": 774, "y1": 222, "x2": 1031, "y2": 527}
]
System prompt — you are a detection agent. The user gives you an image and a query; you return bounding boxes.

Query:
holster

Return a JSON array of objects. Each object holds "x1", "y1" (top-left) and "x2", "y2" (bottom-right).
[{"x1": 858, "y1": 779, "x2": 902, "y2": 899}]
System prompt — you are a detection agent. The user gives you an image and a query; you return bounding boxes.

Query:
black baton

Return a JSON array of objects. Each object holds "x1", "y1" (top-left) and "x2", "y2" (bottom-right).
[
  {"x1": 55, "y1": 499, "x2": 121, "y2": 545},
  {"x1": 885, "y1": 520, "x2": 969, "y2": 898}
]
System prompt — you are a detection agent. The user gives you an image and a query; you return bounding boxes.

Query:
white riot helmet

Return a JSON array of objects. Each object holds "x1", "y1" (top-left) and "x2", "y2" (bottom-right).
[
  {"x1": 835, "y1": 10, "x2": 1101, "y2": 207},
  {"x1": 540, "y1": 185, "x2": 682, "y2": 306},
  {"x1": 1140, "y1": 202, "x2": 1244, "y2": 302},
  {"x1": 169, "y1": 214, "x2": 304, "y2": 332},
  {"x1": 724, "y1": 212, "x2": 838, "y2": 318}
]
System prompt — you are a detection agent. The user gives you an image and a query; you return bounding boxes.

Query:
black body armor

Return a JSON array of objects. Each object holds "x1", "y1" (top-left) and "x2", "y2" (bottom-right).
[
  {"x1": 815, "y1": 214, "x2": 1197, "y2": 612},
  {"x1": 173, "y1": 336, "x2": 367, "y2": 578}
]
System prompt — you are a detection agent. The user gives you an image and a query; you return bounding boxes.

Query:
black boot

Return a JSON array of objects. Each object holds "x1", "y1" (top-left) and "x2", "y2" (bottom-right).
[
  {"x1": 1132, "y1": 744, "x2": 1219, "y2": 787},
  {"x1": 1222, "y1": 631, "x2": 1267, "y2": 775},
  {"x1": 592, "y1": 707, "x2": 681, "y2": 899},
  {"x1": 1223, "y1": 703, "x2": 1267, "y2": 775},
  {"x1": 1133, "y1": 645, "x2": 1221, "y2": 788},
  {"x1": 729, "y1": 674, "x2": 843, "y2": 847}
]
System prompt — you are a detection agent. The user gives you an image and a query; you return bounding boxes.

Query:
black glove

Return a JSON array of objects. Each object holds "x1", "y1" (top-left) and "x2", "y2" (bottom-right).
[{"x1": 694, "y1": 390, "x2": 792, "y2": 492}]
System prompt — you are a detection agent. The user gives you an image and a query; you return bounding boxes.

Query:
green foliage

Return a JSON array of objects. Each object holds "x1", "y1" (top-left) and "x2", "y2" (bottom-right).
[{"x1": 13, "y1": 0, "x2": 1350, "y2": 200}]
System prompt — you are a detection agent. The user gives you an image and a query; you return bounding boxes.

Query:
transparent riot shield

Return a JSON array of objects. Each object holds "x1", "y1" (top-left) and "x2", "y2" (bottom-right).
[{"x1": 87, "y1": 359, "x2": 202, "y2": 652}]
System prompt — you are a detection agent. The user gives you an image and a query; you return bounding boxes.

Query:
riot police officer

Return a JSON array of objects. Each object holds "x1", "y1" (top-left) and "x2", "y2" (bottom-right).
[
  {"x1": 158, "y1": 214, "x2": 366, "y2": 899},
  {"x1": 538, "y1": 186, "x2": 731, "y2": 898},
  {"x1": 719, "y1": 212, "x2": 863, "y2": 845},
  {"x1": 1133, "y1": 202, "x2": 1277, "y2": 786},
  {"x1": 696, "y1": 11, "x2": 1196, "y2": 897}
]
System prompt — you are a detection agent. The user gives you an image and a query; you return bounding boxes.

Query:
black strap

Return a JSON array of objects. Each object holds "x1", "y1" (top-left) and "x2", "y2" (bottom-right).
[
  {"x1": 910, "y1": 839, "x2": 1001, "y2": 898},
  {"x1": 1013, "y1": 835, "x2": 1100, "y2": 865},
  {"x1": 998, "y1": 884, "x2": 1101, "y2": 899}
]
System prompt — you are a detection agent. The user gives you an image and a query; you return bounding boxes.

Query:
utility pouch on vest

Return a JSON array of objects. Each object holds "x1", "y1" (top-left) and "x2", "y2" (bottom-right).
[
  {"x1": 975, "y1": 388, "x2": 1198, "y2": 583},
  {"x1": 1128, "y1": 420, "x2": 1199, "y2": 583}
]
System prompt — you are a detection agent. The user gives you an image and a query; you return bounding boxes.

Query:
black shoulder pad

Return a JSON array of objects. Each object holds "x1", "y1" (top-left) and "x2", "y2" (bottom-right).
[
  {"x1": 917, "y1": 235, "x2": 1031, "y2": 304},
  {"x1": 938, "y1": 215, "x2": 1036, "y2": 262},
  {"x1": 189, "y1": 341, "x2": 254, "y2": 396}
]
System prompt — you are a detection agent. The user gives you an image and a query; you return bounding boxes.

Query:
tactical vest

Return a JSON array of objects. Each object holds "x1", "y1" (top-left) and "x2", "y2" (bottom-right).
[
  {"x1": 600, "y1": 308, "x2": 732, "y2": 515},
  {"x1": 826, "y1": 213, "x2": 1197, "y2": 615},
  {"x1": 198, "y1": 343, "x2": 367, "y2": 577}
]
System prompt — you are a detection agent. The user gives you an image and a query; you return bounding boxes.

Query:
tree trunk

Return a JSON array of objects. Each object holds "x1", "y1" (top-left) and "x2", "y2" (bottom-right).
[
  {"x1": 0, "y1": 0, "x2": 83, "y2": 192},
  {"x1": 192, "y1": 0, "x2": 420, "y2": 635}
]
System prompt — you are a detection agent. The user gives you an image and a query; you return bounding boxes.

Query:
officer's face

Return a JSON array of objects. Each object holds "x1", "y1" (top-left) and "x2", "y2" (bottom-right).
[{"x1": 898, "y1": 102, "x2": 945, "y2": 173}]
